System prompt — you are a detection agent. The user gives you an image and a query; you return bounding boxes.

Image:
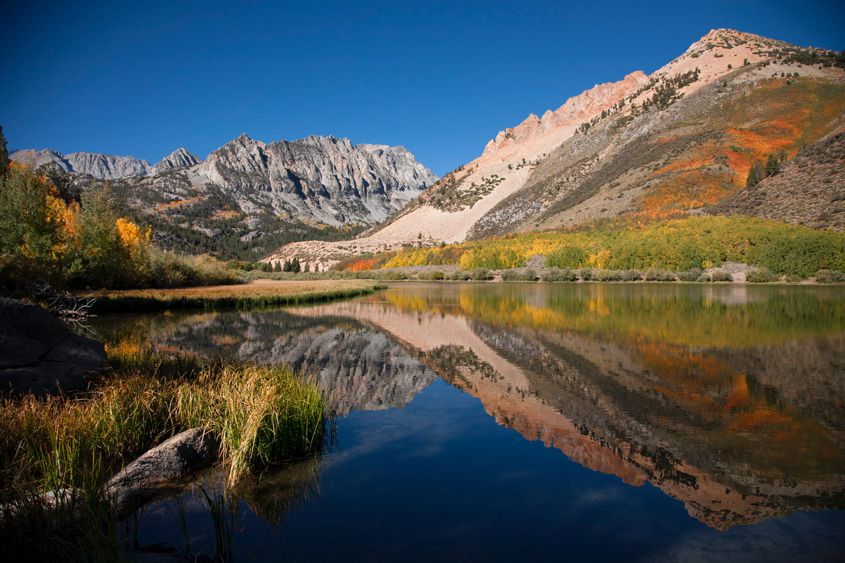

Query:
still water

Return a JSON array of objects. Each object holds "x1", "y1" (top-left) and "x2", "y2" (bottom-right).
[{"x1": 94, "y1": 283, "x2": 845, "y2": 561}]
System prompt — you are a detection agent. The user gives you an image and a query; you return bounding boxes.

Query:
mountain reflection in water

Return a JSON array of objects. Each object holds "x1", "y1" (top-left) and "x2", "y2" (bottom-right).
[{"x1": 94, "y1": 283, "x2": 845, "y2": 532}]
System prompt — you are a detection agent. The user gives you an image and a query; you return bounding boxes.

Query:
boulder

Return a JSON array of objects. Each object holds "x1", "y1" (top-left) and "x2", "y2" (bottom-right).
[
  {"x1": 0, "y1": 297, "x2": 105, "y2": 396},
  {"x1": 106, "y1": 428, "x2": 219, "y2": 518}
]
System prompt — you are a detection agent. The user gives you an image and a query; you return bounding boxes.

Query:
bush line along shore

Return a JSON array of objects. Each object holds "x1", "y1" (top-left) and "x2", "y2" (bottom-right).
[{"x1": 84, "y1": 280, "x2": 388, "y2": 313}]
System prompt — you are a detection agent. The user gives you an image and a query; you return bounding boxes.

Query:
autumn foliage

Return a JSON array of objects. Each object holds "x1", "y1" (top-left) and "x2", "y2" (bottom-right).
[{"x1": 0, "y1": 164, "x2": 236, "y2": 289}]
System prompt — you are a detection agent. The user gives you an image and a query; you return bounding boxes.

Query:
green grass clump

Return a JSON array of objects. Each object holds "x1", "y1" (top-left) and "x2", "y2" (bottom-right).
[
  {"x1": 0, "y1": 347, "x2": 328, "y2": 558},
  {"x1": 178, "y1": 364, "x2": 325, "y2": 485},
  {"x1": 89, "y1": 284, "x2": 385, "y2": 313}
]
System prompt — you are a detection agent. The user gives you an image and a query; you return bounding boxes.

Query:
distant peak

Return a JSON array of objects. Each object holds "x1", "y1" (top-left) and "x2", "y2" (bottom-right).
[{"x1": 153, "y1": 147, "x2": 201, "y2": 173}]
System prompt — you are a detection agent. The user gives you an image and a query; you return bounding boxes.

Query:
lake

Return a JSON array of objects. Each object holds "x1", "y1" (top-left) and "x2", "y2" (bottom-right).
[{"x1": 93, "y1": 283, "x2": 845, "y2": 562}]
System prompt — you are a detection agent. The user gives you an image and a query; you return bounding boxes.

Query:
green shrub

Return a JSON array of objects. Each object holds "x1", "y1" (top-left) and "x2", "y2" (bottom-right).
[
  {"x1": 580, "y1": 268, "x2": 595, "y2": 281},
  {"x1": 678, "y1": 268, "x2": 703, "y2": 282},
  {"x1": 644, "y1": 269, "x2": 676, "y2": 282},
  {"x1": 754, "y1": 232, "x2": 845, "y2": 278},
  {"x1": 503, "y1": 269, "x2": 538, "y2": 281},
  {"x1": 815, "y1": 269, "x2": 845, "y2": 283},
  {"x1": 546, "y1": 246, "x2": 587, "y2": 268},
  {"x1": 471, "y1": 268, "x2": 493, "y2": 281},
  {"x1": 430, "y1": 270, "x2": 445, "y2": 280},
  {"x1": 747, "y1": 268, "x2": 779, "y2": 283},
  {"x1": 710, "y1": 270, "x2": 733, "y2": 282},
  {"x1": 541, "y1": 268, "x2": 577, "y2": 282}
]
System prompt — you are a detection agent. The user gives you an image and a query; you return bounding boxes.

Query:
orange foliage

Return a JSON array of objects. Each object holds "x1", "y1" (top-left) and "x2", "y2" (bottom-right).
[
  {"x1": 341, "y1": 257, "x2": 381, "y2": 272},
  {"x1": 633, "y1": 79, "x2": 845, "y2": 221},
  {"x1": 154, "y1": 196, "x2": 205, "y2": 212},
  {"x1": 116, "y1": 217, "x2": 151, "y2": 258}
]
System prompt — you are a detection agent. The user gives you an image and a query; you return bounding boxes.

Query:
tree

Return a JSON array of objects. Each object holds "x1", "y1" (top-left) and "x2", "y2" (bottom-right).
[
  {"x1": 765, "y1": 153, "x2": 781, "y2": 177},
  {"x1": 290, "y1": 257, "x2": 301, "y2": 273},
  {"x1": 746, "y1": 162, "x2": 762, "y2": 188},
  {"x1": 40, "y1": 162, "x2": 81, "y2": 204},
  {"x1": 0, "y1": 126, "x2": 8, "y2": 177}
]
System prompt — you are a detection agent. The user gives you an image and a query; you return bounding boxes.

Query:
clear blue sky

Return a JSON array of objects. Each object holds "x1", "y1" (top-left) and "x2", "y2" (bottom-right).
[{"x1": 2, "y1": 0, "x2": 843, "y2": 175}]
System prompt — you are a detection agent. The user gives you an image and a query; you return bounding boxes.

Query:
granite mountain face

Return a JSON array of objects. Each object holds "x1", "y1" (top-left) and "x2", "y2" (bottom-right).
[
  {"x1": 266, "y1": 29, "x2": 845, "y2": 270},
  {"x1": 11, "y1": 135, "x2": 437, "y2": 259}
]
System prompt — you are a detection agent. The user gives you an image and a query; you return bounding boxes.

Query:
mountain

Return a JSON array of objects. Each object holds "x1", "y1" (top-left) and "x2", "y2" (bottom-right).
[
  {"x1": 265, "y1": 29, "x2": 845, "y2": 270},
  {"x1": 11, "y1": 134, "x2": 437, "y2": 259},
  {"x1": 11, "y1": 148, "x2": 152, "y2": 179},
  {"x1": 152, "y1": 147, "x2": 200, "y2": 174}
]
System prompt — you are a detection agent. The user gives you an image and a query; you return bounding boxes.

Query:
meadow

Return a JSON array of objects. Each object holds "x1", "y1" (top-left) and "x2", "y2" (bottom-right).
[{"x1": 351, "y1": 216, "x2": 845, "y2": 280}]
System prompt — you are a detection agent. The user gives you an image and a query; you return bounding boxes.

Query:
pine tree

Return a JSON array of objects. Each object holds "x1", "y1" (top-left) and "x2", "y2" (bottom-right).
[
  {"x1": 765, "y1": 153, "x2": 781, "y2": 177},
  {"x1": 746, "y1": 162, "x2": 763, "y2": 188}
]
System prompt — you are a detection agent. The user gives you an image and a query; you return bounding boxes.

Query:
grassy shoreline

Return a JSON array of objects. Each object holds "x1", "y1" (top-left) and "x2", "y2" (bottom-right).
[
  {"x1": 0, "y1": 345, "x2": 329, "y2": 559},
  {"x1": 83, "y1": 279, "x2": 387, "y2": 313}
]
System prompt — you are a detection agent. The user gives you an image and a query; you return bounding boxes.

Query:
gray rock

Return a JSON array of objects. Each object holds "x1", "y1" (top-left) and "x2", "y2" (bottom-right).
[
  {"x1": 8, "y1": 148, "x2": 72, "y2": 172},
  {"x1": 106, "y1": 428, "x2": 219, "y2": 518},
  {"x1": 195, "y1": 133, "x2": 437, "y2": 226},
  {"x1": 10, "y1": 148, "x2": 151, "y2": 179},
  {"x1": 65, "y1": 151, "x2": 152, "y2": 179},
  {"x1": 0, "y1": 298, "x2": 105, "y2": 396},
  {"x1": 152, "y1": 147, "x2": 201, "y2": 174}
]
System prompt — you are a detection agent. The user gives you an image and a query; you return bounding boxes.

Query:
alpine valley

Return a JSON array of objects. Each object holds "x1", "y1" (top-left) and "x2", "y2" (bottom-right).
[{"x1": 11, "y1": 134, "x2": 437, "y2": 260}]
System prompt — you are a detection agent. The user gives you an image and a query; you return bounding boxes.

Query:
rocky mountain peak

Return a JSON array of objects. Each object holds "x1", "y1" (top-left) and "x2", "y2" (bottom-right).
[
  {"x1": 152, "y1": 147, "x2": 201, "y2": 174},
  {"x1": 63, "y1": 152, "x2": 152, "y2": 180},
  {"x1": 9, "y1": 148, "x2": 71, "y2": 172}
]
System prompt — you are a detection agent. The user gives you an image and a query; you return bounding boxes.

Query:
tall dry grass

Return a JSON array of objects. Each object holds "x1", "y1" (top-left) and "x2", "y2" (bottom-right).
[{"x1": 0, "y1": 345, "x2": 328, "y2": 560}]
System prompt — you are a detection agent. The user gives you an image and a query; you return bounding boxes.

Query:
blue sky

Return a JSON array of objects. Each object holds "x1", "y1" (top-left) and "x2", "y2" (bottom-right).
[{"x1": 2, "y1": 0, "x2": 843, "y2": 175}]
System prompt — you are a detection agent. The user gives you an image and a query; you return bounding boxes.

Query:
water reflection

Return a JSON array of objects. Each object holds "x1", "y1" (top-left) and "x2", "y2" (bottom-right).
[{"x1": 94, "y1": 283, "x2": 845, "y2": 532}]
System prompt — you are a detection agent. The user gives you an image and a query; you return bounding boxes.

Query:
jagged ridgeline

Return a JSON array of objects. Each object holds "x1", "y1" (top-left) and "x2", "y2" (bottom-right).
[
  {"x1": 266, "y1": 29, "x2": 845, "y2": 271},
  {"x1": 11, "y1": 135, "x2": 438, "y2": 260}
]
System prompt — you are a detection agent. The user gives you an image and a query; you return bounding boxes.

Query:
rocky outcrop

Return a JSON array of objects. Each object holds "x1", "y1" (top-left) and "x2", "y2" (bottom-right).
[
  {"x1": 0, "y1": 298, "x2": 105, "y2": 396},
  {"x1": 10, "y1": 148, "x2": 151, "y2": 179},
  {"x1": 197, "y1": 133, "x2": 436, "y2": 225},
  {"x1": 64, "y1": 151, "x2": 152, "y2": 179},
  {"x1": 8, "y1": 148, "x2": 72, "y2": 172},
  {"x1": 106, "y1": 428, "x2": 219, "y2": 518},
  {"x1": 152, "y1": 147, "x2": 200, "y2": 174}
]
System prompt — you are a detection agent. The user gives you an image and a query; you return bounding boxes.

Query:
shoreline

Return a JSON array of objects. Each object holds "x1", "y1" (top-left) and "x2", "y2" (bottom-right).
[{"x1": 82, "y1": 279, "x2": 387, "y2": 313}]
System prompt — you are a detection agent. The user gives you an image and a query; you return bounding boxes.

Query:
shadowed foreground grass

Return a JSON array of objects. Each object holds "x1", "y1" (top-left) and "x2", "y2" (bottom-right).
[
  {"x1": 0, "y1": 345, "x2": 327, "y2": 561},
  {"x1": 84, "y1": 279, "x2": 386, "y2": 312}
]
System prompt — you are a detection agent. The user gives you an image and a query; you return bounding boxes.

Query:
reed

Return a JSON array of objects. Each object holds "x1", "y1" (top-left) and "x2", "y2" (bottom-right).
[
  {"x1": 87, "y1": 282, "x2": 387, "y2": 313},
  {"x1": 0, "y1": 347, "x2": 328, "y2": 559}
]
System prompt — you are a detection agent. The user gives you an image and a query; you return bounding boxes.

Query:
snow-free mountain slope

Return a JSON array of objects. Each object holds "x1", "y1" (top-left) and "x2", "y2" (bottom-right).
[
  {"x1": 11, "y1": 134, "x2": 437, "y2": 259},
  {"x1": 265, "y1": 29, "x2": 845, "y2": 270}
]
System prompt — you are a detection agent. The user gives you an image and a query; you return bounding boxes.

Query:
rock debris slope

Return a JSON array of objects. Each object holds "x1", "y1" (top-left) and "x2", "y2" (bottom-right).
[{"x1": 265, "y1": 29, "x2": 845, "y2": 270}]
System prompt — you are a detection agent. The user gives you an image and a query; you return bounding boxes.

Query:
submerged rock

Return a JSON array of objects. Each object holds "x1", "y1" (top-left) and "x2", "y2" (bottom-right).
[
  {"x1": 106, "y1": 428, "x2": 219, "y2": 518},
  {"x1": 0, "y1": 297, "x2": 105, "y2": 396}
]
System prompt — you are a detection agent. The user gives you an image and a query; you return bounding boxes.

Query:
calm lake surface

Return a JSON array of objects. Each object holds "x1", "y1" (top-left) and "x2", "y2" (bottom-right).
[{"x1": 93, "y1": 283, "x2": 845, "y2": 562}]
